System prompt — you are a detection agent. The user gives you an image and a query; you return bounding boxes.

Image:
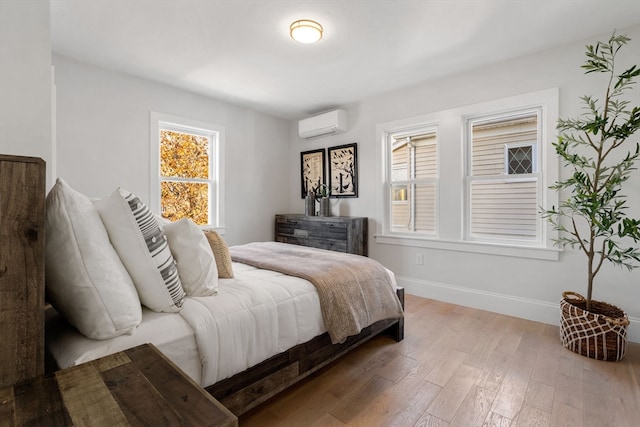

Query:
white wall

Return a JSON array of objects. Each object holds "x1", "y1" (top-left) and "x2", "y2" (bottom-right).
[
  {"x1": 0, "y1": 0, "x2": 53, "y2": 187},
  {"x1": 9, "y1": 0, "x2": 636, "y2": 341},
  {"x1": 53, "y1": 55, "x2": 290, "y2": 246},
  {"x1": 288, "y1": 25, "x2": 640, "y2": 341}
]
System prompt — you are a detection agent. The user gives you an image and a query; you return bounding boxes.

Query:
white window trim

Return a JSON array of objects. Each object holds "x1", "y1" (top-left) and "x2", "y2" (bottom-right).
[
  {"x1": 375, "y1": 234, "x2": 560, "y2": 260},
  {"x1": 149, "y1": 112, "x2": 226, "y2": 232},
  {"x1": 375, "y1": 88, "x2": 560, "y2": 261}
]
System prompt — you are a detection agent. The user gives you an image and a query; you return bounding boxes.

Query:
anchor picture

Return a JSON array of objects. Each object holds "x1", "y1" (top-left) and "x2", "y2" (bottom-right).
[{"x1": 328, "y1": 143, "x2": 358, "y2": 198}]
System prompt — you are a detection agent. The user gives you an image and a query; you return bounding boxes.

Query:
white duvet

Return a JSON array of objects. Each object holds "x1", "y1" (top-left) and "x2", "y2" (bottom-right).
[
  {"x1": 180, "y1": 263, "x2": 325, "y2": 386},
  {"x1": 46, "y1": 262, "x2": 326, "y2": 387}
]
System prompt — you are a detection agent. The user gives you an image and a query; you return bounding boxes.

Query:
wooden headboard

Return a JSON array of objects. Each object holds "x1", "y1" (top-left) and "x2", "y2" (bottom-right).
[{"x1": 0, "y1": 154, "x2": 46, "y2": 388}]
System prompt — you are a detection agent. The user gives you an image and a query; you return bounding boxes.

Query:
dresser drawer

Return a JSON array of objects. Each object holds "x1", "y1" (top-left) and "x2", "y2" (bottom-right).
[
  {"x1": 308, "y1": 221, "x2": 347, "y2": 240},
  {"x1": 275, "y1": 216, "x2": 308, "y2": 237},
  {"x1": 275, "y1": 235, "x2": 307, "y2": 246},
  {"x1": 307, "y1": 238, "x2": 348, "y2": 253}
]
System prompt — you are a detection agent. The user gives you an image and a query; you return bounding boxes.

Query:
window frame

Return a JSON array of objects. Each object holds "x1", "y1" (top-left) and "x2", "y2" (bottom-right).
[
  {"x1": 464, "y1": 108, "x2": 543, "y2": 245},
  {"x1": 505, "y1": 142, "x2": 537, "y2": 175},
  {"x1": 375, "y1": 88, "x2": 560, "y2": 261},
  {"x1": 150, "y1": 112, "x2": 225, "y2": 231},
  {"x1": 385, "y1": 124, "x2": 439, "y2": 237}
]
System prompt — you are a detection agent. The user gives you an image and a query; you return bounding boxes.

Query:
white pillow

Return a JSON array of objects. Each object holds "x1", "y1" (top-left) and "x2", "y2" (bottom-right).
[
  {"x1": 163, "y1": 218, "x2": 218, "y2": 296},
  {"x1": 95, "y1": 188, "x2": 185, "y2": 312},
  {"x1": 45, "y1": 178, "x2": 142, "y2": 339}
]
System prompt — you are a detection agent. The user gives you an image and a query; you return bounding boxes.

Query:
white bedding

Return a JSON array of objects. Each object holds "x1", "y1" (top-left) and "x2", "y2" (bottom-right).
[
  {"x1": 46, "y1": 262, "x2": 326, "y2": 387},
  {"x1": 180, "y1": 262, "x2": 325, "y2": 386},
  {"x1": 47, "y1": 260, "x2": 398, "y2": 388}
]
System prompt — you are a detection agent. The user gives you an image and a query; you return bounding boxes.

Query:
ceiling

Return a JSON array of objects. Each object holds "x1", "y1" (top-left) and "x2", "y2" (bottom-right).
[{"x1": 50, "y1": 0, "x2": 640, "y2": 120}]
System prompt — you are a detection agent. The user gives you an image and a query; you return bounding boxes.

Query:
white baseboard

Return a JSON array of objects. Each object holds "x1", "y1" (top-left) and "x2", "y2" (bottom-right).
[{"x1": 398, "y1": 276, "x2": 640, "y2": 344}]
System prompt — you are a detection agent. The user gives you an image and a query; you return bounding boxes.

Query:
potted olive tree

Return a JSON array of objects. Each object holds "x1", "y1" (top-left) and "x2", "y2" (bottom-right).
[{"x1": 543, "y1": 33, "x2": 640, "y2": 361}]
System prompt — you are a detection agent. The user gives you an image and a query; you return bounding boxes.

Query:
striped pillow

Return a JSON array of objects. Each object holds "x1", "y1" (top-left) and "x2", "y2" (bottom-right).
[{"x1": 95, "y1": 188, "x2": 185, "y2": 312}]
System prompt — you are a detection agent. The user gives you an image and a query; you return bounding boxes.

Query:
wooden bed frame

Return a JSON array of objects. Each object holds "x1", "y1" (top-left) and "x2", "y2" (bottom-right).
[
  {"x1": 0, "y1": 154, "x2": 404, "y2": 417},
  {"x1": 43, "y1": 289, "x2": 403, "y2": 416}
]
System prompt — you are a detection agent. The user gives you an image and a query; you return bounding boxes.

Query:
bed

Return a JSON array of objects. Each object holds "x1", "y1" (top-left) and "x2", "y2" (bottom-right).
[{"x1": 41, "y1": 178, "x2": 405, "y2": 415}]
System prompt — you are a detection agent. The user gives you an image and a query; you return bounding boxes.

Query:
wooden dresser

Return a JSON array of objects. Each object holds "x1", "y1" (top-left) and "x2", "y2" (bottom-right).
[
  {"x1": 275, "y1": 214, "x2": 368, "y2": 256},
  {"x1": 0, "y1": 154, "x2": 46, "y2": 388}
]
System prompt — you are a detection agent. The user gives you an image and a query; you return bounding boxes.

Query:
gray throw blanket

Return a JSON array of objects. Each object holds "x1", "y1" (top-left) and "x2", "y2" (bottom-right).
[{"x1": 229, "y1": 242, "x2": 404, "y2": 344}]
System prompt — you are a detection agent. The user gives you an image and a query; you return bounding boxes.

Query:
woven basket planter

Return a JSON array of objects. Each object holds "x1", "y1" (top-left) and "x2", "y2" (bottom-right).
[{"x1": 560, "y1": 291, "x2": 629, "y2": 361}]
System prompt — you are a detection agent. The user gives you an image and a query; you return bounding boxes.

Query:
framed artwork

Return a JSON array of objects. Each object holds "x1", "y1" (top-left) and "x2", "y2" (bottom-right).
[
  {"x1": 328, "y1": 143, "x2": 358, "y2": 198},
  {"x1": 300, "y1": 148, "x2": 326, "y2": 198}
]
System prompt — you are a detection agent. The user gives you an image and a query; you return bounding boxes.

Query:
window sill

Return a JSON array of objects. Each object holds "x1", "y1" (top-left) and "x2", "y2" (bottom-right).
[{"x1": 374, "y1": 234, "x2": 560, "y2": 261}]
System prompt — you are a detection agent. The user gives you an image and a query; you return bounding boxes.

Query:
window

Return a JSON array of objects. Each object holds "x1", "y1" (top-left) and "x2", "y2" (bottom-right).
[
  {"x1": 375, "y1": 88, "x2": 558, "y2": 260},
  {"x1": 506, "y1": 143, "x2": 535, "y2": 175},
  {"x1": 465, "y1": 110, "x2": 541, "y2": 243},
  {"x1": 388, "y1": 127, "x2": 438, "y2": 234},
  {"x1": 150, "y1": 113, "x2": 225, "y2": 228}
]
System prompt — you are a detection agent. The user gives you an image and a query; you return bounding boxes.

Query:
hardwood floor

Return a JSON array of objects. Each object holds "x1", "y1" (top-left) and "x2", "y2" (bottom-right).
[{"x1": 239, "y1": 294, "x2": 640, "y2": 427}]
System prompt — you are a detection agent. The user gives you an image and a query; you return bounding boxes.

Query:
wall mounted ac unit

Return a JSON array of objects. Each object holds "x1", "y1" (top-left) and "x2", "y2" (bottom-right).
[{"x1": 298, "y1": 109, "x2": 348, "y2": 139}]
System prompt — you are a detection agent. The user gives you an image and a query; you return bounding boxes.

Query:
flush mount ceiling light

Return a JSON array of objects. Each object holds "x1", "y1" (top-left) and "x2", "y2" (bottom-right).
[{"x1": 290, "y1": 19, "x2": 323, "y2": 43}]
